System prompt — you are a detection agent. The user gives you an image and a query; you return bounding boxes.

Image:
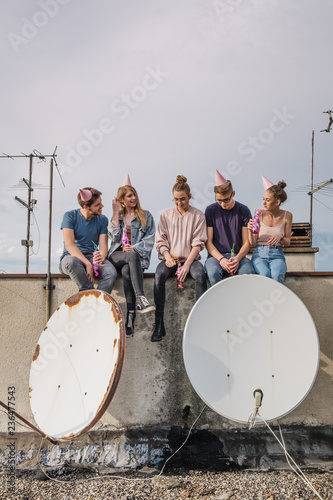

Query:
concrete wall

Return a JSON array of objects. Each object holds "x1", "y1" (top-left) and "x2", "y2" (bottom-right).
[{"x1": 0, "y1": 270, "x2": 332, "y2": 470}]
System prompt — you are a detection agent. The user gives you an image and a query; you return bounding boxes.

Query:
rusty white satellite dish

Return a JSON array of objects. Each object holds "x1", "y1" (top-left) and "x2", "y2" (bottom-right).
[
  {"x1": 183, "y1": 275, "x2": 320, "y2": 424},
  {"x1": 29, "y1": 290, "x2": 125, "y2": 441}
]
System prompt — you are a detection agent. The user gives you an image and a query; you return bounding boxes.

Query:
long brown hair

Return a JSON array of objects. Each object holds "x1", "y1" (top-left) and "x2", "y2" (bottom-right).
[{"x1": 116, "y1": 185, "x2": 146, "y2": 226}]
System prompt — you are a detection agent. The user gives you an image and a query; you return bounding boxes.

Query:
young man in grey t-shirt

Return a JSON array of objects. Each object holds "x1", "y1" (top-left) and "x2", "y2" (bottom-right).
[{"x1": 59, "y1": 187, "x2": 117, "y2": 293}]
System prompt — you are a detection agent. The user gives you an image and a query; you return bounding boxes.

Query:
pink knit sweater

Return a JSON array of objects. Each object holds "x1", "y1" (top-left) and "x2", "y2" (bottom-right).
[{"x1": 156, "y1": 206, "x2": 207, "y2": 262}]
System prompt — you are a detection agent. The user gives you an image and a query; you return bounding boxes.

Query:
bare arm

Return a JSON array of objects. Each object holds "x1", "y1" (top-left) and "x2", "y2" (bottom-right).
[
  {"x1": 228, "y1": 227, "x2": 250, "y2": 273},
  {"x1": 111, "y1": 198, "x2": 120, "y2": 227},
  {"x1": 205, "y1": 226, "x2": 232, "y2": 273},
  {"x1": 98, "y1": 233, "x2": 108, "y2": 262},
  {"x1": 238, "y1": 227, "x2": 251, "y2": 261},
  {"x1": 247, "y1": 219, "x2": 259, "y2": 247},
  {"x1": 281, "y1": 211, "x2": 292, "y2": 247},
  {"x1": 205, "y1": 227, "x2": 222, "y2": 260}
]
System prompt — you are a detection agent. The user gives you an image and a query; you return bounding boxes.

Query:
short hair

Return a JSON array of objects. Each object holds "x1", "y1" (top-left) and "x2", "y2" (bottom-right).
[
  {"x1": 214, "y1": 180, "x2": 233, "y2": 195},
  {"x1": 267, "y1": 181, "x2": 287, "y2": 204},
  {"x1": 77, "y1": 187, "x2": 102, "y2": 208}
]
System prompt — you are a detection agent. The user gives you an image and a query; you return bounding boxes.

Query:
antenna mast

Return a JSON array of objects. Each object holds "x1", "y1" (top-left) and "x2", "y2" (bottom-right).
[
  {"x1": 1, "y1": 148, "x2": 62, "y2": 274},
  {"x1": 310, "y1": 131, "x2": 314, "y2": 245}
]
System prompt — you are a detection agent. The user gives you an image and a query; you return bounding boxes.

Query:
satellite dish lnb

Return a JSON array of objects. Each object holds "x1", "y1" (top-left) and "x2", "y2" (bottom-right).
[
  {"x1": 183, "y1": 275, "x2": 319, "y2": 424},
  {"x1": 29, "y1": 290, "x2": 125, "y2": 441}
]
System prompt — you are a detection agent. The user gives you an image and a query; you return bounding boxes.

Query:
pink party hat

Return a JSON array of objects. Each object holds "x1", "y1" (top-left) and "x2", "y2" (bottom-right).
[
  {"x1": 122, "y1": 174, "x2": 132, "y2": 186},
  {"x1": 215, "y1": 169, "x2": 227, "y2": 186},
  {"x1": 262, "y1": 175, "x2": 274, "y2": 190},
  {"x1": 79, "y1": 189, "x2": 92, "y2": 202}
]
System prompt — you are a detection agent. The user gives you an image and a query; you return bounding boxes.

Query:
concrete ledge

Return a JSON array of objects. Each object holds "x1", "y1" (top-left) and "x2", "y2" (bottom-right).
[
  {"x1": 0, "y1": 245, "x2": 322, "y2": 279},
  {"x1": 1, "y1": 271, "x2": 333, "y2": 279},
  {"x1": 0, "y1": 274, "x2": 332, "y2": 470}
]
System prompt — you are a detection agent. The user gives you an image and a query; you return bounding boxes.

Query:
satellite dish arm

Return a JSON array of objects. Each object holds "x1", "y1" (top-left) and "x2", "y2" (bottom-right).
[{"x1": 0, "y1": 400, "x2": 57, "y2": 444}]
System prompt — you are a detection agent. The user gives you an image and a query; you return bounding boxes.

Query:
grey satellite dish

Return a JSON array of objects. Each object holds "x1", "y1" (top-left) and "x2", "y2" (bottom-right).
[
  {"x1": 29, "y1": 290, "x2": 125, "y2": 441},
  {"x1": 183, "y1": 275, "x2": 319, "y2": 424}
]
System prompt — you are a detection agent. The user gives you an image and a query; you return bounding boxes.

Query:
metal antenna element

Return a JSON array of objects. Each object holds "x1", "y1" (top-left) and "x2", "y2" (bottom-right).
[
  {"x1": 308, "y1": 178, "x2": 333, "y2": 196},
  {"x1": 0, "y1": 147, "x2": 60, "y2": 273},
  {"x1": 320, "y1": 110, "x2": 333, "y2": 133}
]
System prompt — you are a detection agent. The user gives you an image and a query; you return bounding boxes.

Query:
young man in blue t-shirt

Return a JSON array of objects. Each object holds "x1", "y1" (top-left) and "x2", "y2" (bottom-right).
[
  {"x1": 205, "y1": 170, "x2": 255, "y2": 286},
  {"x1": 59, "y1": 187, "x2": 117, "y2": 293}
]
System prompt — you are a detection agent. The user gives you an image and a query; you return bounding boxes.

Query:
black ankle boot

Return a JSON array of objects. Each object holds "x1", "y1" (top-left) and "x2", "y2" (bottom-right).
[
  {"x1": 125, "y1": 311, "x2": 136, "y2": 337},
  {"x1": 151, "y1": 314, "x2": 166, "y2": 342}
]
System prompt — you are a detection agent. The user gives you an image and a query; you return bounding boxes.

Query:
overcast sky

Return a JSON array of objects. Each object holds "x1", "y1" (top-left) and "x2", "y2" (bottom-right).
[{"x1": 1, "y1": 0, "x2": 332, "y2": 274}]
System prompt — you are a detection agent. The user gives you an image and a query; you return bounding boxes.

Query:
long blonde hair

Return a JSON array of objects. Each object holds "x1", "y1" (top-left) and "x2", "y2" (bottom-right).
[{"x1": 116, "y1": 185, "x2": 146, "y2": 226}]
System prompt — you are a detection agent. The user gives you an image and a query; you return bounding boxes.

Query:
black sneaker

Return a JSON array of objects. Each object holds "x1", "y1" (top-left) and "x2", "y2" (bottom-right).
[{"x1": 136, "y1": 295, "x2": 156, "y2": 314}]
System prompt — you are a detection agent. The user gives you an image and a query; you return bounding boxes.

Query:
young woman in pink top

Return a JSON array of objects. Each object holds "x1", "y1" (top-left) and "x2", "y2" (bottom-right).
[
  {"x1": 152, "y1": 175, "x2": 207, "y2": 342},
  {"x1": 248, "y1": 181, "x2": 293, "y2": 283}
]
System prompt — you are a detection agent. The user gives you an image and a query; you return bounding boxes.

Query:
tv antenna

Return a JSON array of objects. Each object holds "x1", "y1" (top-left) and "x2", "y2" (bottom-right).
[
  {"x1": 0, "y1": 147, "x2": 63, "y2": 275},
  {"x1": 293, "y1": 112, "x2": 333, "y2": 240}
]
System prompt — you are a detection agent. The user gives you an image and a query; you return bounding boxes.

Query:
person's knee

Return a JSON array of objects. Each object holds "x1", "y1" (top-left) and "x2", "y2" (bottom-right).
[
  {"x1": 271, "y1": 272, "x2": 285, "y2": 283},
  {"x1": 121, "y1": 265, "x2": 131, "y2": 280},
  {"x1": 194, "y1": 269, "x2": 207, "y2": 285},
  {"x1": 127, "y1": 251, "x2": 140, "y2": 265},
  {"x1": 271, "y1": 265, "x2": 286, "y2": 283},
  {"x1": 132, "y1": 251, "x2": 141, "y2": 263},
  {"x1": 103, "y1": 262, "x2": 118, "y2": 280},
  {"x1": 238, "y1": 265, "x2": 255, "y2": 275},
  {"x1": 237, "y1": 257, "x2": 255, "y2": 275},
  {"x1": 63, "y1": 256, "x2": 82, "y2": 272},
  {"x1": 154, "y1": 272, "x2": 166, "y2": 288},
  {"x1": 254, "y1": 266, "x2": 271, "y2": 278},
  {"x1": 206, "y1": 265, "x2": 222, "y2": 285}
]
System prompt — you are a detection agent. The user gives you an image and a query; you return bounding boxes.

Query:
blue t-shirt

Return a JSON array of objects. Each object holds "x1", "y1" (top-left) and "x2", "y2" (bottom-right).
[
  {"x1": 205, "y1": 201, "x2": 251, "y2": 254},
  {"x1": 60, "y1": 209, "x2": 108, "y2": 260}
]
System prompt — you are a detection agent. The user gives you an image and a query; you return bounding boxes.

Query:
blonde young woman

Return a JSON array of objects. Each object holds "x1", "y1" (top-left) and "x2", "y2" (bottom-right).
[
  {"x1": 248, "y1": 178, "x2": 292, "y2": 283},
  {"x1": 108, "y1": 175, "x2": 155, "y2": 336},
  {"x1": 152, "y1": 175, "x2": 207, "y2": 342}
]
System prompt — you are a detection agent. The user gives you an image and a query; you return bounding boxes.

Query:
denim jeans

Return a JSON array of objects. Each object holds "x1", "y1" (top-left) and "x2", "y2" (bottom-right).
[
  {"x1": 154, "y1": 260, "x2": 207, "y2": 314},
  {"x1": 205, "y1": 253, "x2": 255, "y2": 286},
  {"x1": 109, "y1": 250, "x2": 145, "y2": 310},
  {"x1": 59, "y1": 252, "x2": 117, "y2": 293},
  {"x1": 251, "y1": 245, "x2": 287, "y2": 283}
]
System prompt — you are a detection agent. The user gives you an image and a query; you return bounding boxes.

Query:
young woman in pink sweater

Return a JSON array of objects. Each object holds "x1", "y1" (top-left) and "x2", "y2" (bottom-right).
[{"x1": 152, "y1": 175, "x2": 207, "y2": 342}]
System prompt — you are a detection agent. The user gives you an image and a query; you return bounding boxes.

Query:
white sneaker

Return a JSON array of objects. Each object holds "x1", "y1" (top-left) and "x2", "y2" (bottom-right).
[{"x1": 136, "y1": 295, "x2": 156, "y2": 314}]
